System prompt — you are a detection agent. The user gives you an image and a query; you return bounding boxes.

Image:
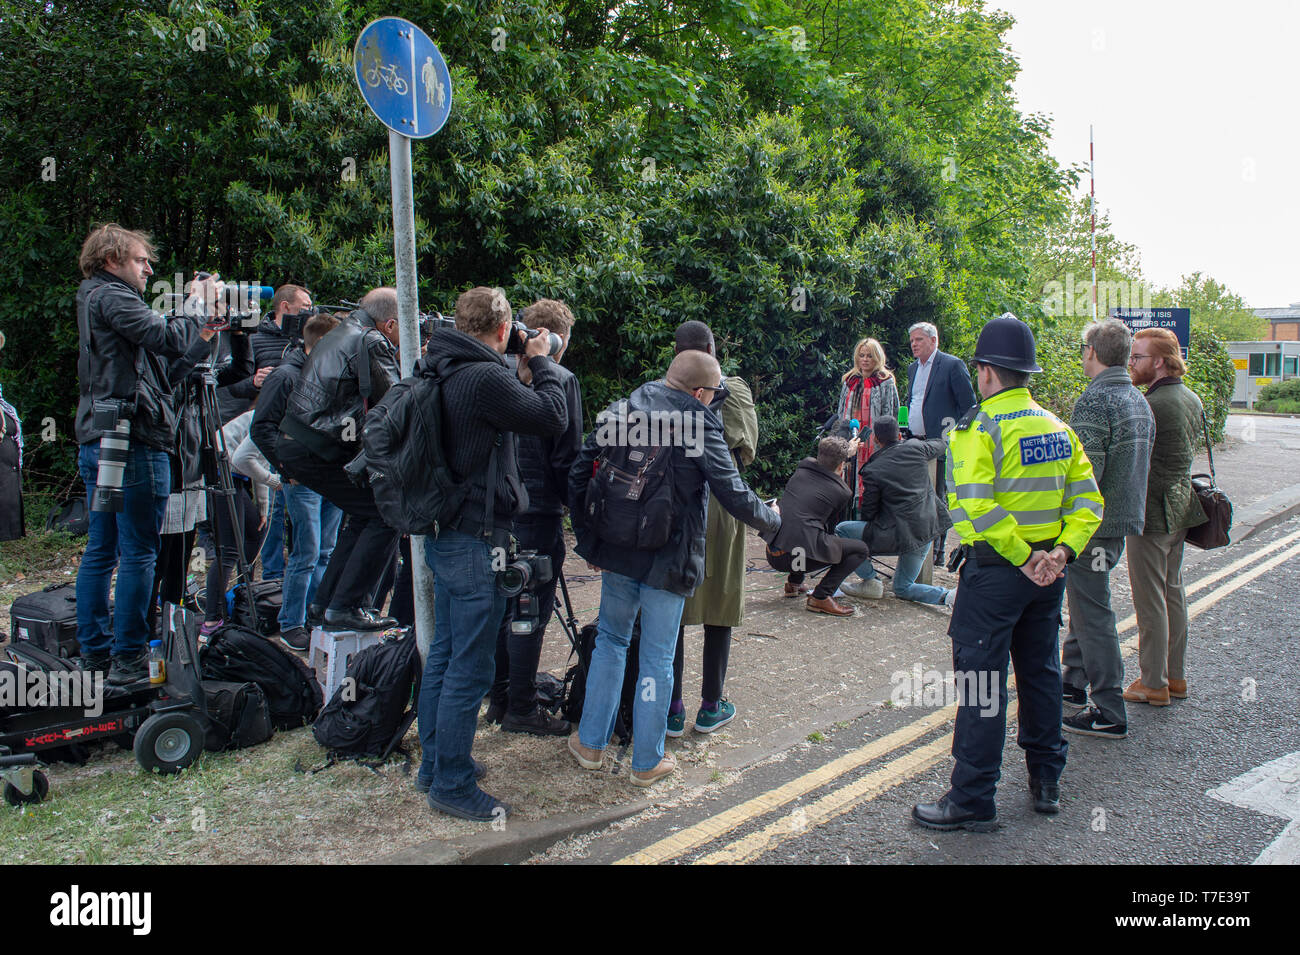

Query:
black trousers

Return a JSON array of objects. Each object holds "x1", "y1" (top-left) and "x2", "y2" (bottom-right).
[
  {"x1": 372, "y1": 535, "x2": 414, "y2": 626},
  {"x1": 491, "y1": 515, "x2": 564, "y2": 715},
  {"x1": 671, "y1": 624, "x2": 731, "y2": 705},
  {"x1": 767, "y1": 539, "x2": 869, "y2": 599},
  {"x1": 278, "y1": 439, "x2": 398, "y2": 613}
]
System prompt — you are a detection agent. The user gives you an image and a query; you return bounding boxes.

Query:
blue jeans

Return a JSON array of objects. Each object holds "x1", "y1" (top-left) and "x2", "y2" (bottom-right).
[
  {"x1": 259, "y1": 487, "x2": 286, "y2": 580},
  {"x1": 578, "y1": 571, "x2": 684, "y2": 772},
  {"x1": 835, "y1": 522, "x2": 950, "y2": 605},
  {"x1": 76, "y1": 442, "x2": 169, "y2": 657},
  {"x1": 417, "y1": 531, "x2": 506, "y2": 799},
  {"x1": 279, "y1": 484, "x2": 339, "y2": 630}
]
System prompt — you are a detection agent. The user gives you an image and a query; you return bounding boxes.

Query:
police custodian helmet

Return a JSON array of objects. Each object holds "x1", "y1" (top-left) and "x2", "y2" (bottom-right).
[{"x1": 973, "y1": 312, "x2": 1043, "y2": 373}]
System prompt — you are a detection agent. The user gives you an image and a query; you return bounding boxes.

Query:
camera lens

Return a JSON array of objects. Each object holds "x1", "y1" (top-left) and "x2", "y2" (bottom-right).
[{"x1": 497, "y1": 564, "x2": 527, "y2": 597}]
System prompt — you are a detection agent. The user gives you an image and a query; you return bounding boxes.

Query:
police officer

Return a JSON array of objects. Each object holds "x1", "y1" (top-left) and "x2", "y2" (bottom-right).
[{"x1": 912, "y1": 314, "x2": 1102, "y2": 831}]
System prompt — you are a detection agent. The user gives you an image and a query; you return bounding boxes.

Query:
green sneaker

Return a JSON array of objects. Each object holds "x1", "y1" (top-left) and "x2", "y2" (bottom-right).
[
  {"x1": 666, "y1": 709, "x2": 685, "y2": 738},
  {"x1": 694, "y1": 699, "x2": 736, "y2": 734}
]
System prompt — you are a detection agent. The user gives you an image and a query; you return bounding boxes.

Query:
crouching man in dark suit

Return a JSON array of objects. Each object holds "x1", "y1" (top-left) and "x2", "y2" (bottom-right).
[
  {"x1": 763, "y1": 436, "x2": 869, "y2": 617},
  {"x1": 835, "y1": 419, "x2": 954, "y2": 606}
]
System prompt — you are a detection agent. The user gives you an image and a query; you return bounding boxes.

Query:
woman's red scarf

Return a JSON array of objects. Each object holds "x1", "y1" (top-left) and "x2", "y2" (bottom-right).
[{"x1": 840, "y1": 372, "x2": 884, "y2": 506}]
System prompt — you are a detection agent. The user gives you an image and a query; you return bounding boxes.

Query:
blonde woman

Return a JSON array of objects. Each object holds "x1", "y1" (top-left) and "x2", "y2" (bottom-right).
[{"x1": 835, "y1": 337, "x2": 899, "y2": 515}]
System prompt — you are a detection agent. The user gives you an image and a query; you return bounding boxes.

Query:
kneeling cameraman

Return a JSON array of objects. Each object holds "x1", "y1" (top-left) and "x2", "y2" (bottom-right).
[{"x1": 416, "y1": 287, "x2": 568, "y2": 822}]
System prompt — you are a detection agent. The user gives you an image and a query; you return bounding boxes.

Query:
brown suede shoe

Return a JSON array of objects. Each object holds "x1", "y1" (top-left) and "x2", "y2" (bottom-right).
[
  {"x1": 630, "y1": 752, "x2": 677, "y2": 787},
  {"x1": 806, "y1": 594, "x2": 854, "y2": 616},
  {"x1": 1168, "y1": 678, "x2": 1187, "y2": 699},
  {"x1": 784, "y1": 581, "x2": 810, "y2": 598},
  {"x1": 1123, "y1": 679, "x2": 1170, "y2": 706}
]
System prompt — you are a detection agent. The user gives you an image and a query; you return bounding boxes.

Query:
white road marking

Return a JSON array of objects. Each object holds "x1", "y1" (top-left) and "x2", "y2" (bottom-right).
[{"x1": 1207, "y1": 751, "x2": 1300, "y2": 865}]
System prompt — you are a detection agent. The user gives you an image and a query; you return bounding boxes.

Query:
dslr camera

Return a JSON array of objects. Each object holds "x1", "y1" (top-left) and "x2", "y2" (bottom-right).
[
  {"x1": 505, "y1": 320, "x2": 562, "y2": 357},
  {"x1": 496, "y1": 547, "x2": 553, "y2": 635}
]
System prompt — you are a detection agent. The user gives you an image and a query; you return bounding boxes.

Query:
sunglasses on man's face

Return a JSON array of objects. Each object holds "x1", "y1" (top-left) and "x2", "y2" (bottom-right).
[{"x1": 697, "y1": 383, "x2": 730, "y2": 408}]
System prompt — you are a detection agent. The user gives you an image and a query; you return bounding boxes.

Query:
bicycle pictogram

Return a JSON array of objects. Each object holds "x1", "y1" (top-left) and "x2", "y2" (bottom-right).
[{"x1": 364, "y1": 61, "x2": 408, "y2": 95}]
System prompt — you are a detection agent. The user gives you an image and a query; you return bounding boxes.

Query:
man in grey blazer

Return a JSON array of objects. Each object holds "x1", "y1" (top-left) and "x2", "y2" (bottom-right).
[{"x1": 902, "y1": 322, "x2": 977, "y2": 563}]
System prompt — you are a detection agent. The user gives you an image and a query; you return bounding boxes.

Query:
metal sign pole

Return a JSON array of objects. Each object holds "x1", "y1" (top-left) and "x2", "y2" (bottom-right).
[
  {"x1": 388, "y1": 130, "x2": 435, "y2": 659},
  {"x1": 356, "y1": 16, "x2": 453, "y2": 661}
]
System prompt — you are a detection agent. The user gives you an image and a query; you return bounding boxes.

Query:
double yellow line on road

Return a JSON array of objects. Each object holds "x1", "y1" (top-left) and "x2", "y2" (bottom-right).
[{"x1": 615, "y1": 531, "x2": 1300, "y2": 865}]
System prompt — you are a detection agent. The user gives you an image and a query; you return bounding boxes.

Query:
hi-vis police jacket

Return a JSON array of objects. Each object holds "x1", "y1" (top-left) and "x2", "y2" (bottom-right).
[{"x1": 945, "y1": 387, "x2": 1103, "y2": 566}]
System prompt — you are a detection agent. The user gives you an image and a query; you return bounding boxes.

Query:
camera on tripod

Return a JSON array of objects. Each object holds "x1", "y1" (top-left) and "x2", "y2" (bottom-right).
[
  {"x1": 497, "y1": 548, "x2": 553, "y2": 635},
  {"x1": 90, "y1": 398, "x2": 133, "y2": 512}
]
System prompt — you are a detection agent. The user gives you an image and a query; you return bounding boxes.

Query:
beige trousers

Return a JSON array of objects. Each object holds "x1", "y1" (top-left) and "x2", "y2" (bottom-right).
[{"x1": 1124, "y1": 529, "x2": 1188, "y2": 689}]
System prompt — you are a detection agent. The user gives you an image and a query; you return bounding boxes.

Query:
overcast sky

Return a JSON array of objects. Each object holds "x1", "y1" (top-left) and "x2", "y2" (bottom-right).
[{"x1": 994, "y1": 0, "x2": 1299, "y2": 308}]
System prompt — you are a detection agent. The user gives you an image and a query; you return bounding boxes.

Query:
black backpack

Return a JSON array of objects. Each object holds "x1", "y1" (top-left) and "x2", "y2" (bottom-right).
[
  {"x1": 44, "y1": 497, "x2": 89, "y2": 537},
  {"x1": 200, "y1": 625, "x2": 323, "y2": 730},
  {"x1": 561, "y1": 616, "x2": 640, "y2": 746},
  {"x1": 582, "y1": 401, "x2": 678, "y2": 551},
  {"x1": 201, "y1": 680, "x2": 273, "y2": 751},
  {"x1": 229, "y1": 578, "x2": 283, "y2": 636},
  {"x1": 312, "y1": 631, "x2": 422, "y2": 760}
]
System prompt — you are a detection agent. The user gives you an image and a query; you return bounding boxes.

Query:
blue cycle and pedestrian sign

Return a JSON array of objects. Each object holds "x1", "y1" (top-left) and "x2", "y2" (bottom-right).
[{"x1": 353, "y1": 17, "x2": 452, "y2": 138}]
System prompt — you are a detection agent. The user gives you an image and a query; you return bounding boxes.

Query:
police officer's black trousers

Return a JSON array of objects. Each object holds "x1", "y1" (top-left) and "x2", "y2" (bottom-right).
[{"x1": 947, "y1": 559, "x2": 1068, "y2": 815}]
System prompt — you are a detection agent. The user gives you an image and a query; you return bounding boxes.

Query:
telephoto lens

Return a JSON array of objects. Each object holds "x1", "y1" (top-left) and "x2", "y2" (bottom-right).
[{"x1": 92, "y1": 418, "x2": 132, "y2": 512}]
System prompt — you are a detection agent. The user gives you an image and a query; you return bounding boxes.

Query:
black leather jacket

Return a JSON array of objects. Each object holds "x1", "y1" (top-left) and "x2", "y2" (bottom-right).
[
  {"x1": 569, "y1": 380, "x2": 781, "y2": 596},
  {"x1": 75, "y1": 271, "x2": 210, "y2": 452},
  {"x1": 279, "y1": 315, "x2": 400, "y2": 463}
]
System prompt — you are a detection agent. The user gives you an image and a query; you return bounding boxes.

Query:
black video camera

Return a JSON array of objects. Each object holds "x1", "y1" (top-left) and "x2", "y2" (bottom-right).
[{"x1": 497, "y1": 548, "x2": 553, "y2": 635}]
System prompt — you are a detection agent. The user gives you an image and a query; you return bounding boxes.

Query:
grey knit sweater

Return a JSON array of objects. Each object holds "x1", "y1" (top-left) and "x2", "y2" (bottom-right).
[{"x1": 1069, "y1": 365, "x2": 1155, "y2": 539}]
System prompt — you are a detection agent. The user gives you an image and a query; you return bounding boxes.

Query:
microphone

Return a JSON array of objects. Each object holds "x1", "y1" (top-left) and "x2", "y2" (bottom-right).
[{"x1": 850, "y1": 418, "x2": 860, "y2": 440}]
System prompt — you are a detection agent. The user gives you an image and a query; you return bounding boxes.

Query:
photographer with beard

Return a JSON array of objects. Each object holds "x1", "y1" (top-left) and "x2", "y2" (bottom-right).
[{"x1": 415, "y1": 286, "x2": 568, "y2": 822}]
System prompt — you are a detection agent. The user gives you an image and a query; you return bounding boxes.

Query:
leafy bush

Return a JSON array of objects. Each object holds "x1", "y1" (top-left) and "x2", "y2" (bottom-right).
[
  {"x1": 1185, "y1": 335, "x2": 1234, "y2": 441},
  {"x1": 1256, "y1": 378, "x2": 1300, "y2": 406}
]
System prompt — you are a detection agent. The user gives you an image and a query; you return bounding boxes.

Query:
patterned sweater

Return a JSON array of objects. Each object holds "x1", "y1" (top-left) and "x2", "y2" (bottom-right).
[{"x1": 1069, "y1": 365, "x2": 1155, "y2": 539}]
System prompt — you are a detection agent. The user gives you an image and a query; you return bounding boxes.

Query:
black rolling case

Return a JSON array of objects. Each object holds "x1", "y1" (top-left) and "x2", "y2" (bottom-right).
[{"x1": 9, "y1": 583, "x2": 106, "y2": 659}]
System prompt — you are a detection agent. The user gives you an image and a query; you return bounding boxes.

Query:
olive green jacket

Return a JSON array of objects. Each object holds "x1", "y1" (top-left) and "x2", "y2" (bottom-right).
[
  {"x1": 1142, "y1": 378, "x2": 1207, "y2": 535},
  {"x1": 682, "y1": 376, "x2": 759, "y2": 628}
]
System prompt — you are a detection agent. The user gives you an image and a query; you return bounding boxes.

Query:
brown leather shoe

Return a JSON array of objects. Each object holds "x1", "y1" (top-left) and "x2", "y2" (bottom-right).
[
  {"x1": 1123, "y1": 679, "x2": 1170, "y2": 706},
  {"x1": 784, "y1": 581, "x2": 811, "y2": 598},
  {"x1": 806, "y1": 595, "x2": 854, "y2": 616},
  {"x1": 1168, "y1": 678, "x2": 1187, "y2": 699}
]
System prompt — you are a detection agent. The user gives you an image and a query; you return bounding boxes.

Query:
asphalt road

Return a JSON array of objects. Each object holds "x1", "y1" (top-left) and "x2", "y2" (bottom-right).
[{"x1": 542, "y1": 514, "x2": 1300, "y2": 865}]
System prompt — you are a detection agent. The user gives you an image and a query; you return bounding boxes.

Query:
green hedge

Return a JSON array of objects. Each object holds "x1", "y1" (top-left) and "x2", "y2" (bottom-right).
[{"x1": 1256, "y1": 378, "x2": 1300, "y2": 412}]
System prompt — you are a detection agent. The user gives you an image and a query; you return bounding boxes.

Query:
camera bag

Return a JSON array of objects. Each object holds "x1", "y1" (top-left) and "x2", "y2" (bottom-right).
[
  {"x1": 228, "y1": 578, "x2": 283, "y2": 636},
  {"x1": 201, "y1": 680, "x2": 273, "y2": 751},
  {"x1": 10, "y1": 583, "x2": 102, "y2": 659},
  {"x1": 312, "y1": 629, "x2": 422, "y2": 760},
  {"x1": 200, "y1": 624, "x2": 322, "y2": 730}
]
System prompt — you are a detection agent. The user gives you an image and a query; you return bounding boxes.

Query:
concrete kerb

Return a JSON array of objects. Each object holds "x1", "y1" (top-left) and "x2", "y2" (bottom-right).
[{"x1": 1229, "y1": 481, "x2": 1300, "y2": 543}]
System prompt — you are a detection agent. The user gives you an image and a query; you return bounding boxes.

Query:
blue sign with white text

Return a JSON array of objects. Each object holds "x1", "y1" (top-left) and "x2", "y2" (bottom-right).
[
  {"x1": 353, "y1": 17, "x2": 452, "y2": 139},
  {"x1": 1020, "y1": 432, "x2": 1072, "y2": 466},
  {"x1": 1111, "y1": 307, "x2": 1191, "y2": 359}
]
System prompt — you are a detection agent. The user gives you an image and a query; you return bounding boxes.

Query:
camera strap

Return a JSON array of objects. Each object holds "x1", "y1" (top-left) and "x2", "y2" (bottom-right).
[
  {"x1": 482, "y1": 433, "x2": 502, "y2": 541},
  {"x1": 357, "y1": 330, "x2": 373, "y2": 411}
]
